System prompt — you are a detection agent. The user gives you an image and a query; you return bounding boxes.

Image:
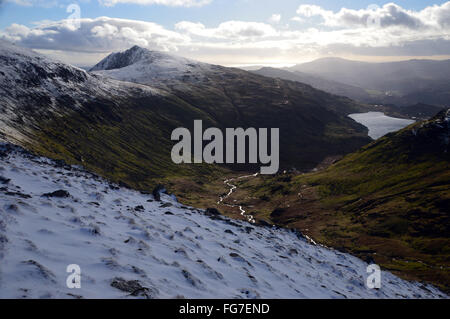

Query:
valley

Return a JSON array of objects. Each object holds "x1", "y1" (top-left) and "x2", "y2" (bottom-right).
[
  {"x1": 181, "y1": 110, "x2": 450, "y2": 293},
  {"x1": 0, "y1": 40, "x2": 449, "y2": 298},
  {"x1": 2, "y1": 143, "x2": 447, "y2": 298}
]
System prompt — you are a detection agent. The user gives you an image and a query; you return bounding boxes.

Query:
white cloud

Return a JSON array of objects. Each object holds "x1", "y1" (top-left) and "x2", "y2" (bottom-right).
[
  {"x1": 295, "y1": 2, "x2": 450, "y2": 29},
  {"x1": 268, "y1": 14, "x2": 281, "y2": 24},
  {"x1": 297, "y1": 4, "x2": 329, "y2": 19},
  {"x1": 1, "y1": 17, "x2": 188, "y2": 52},
  {"x1": 1, "y1": 2, "x2": 449, "y2": 66},
  {"x1": 175, "y1": 20, "x2": 278, "y2": 39}
]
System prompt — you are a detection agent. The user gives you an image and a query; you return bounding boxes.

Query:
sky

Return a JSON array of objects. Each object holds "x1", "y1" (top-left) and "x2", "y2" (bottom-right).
[{"x1": 0, "y1": 0, "x2": 449, "y2": 67}]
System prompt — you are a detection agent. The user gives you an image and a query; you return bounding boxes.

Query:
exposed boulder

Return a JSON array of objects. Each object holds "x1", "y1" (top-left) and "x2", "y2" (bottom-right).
[
  {"x1": 0, "y1": 176, "x2": 10, "y2": 184},
  {"x1": 152, "y1": 184, "x2": 167, "y2": 201},
  {"x1": 110, "y1": 277, "x2": 157, "y2": 299},
  {"x1": 42, "y1": 190, "x2": 71, "y2": 198}
]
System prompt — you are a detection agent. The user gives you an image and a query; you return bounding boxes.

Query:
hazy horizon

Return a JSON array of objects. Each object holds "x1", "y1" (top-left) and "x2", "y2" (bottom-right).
[{"x1": 32, "y1": 46, "x2": 450, "y2": 69}]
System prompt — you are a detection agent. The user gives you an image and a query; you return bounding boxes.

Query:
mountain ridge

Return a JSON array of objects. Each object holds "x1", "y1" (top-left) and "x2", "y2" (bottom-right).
[
  {"x1": 286, "y1": 57, "x2": 450, "y2": 107},
  {"x1": 252, "y1": 67, "x2": 372, "y2": 103},
  {"x1": 0, "y1": 41, "x2": 371, "y2": 190}
]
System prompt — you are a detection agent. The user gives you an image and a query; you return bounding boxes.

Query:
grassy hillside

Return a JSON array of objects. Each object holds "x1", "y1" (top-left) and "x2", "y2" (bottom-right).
[
  {"x1": 1, "y1": 43, "x2": 372, "y2": 191},
  {"x1": 26, "y1": 93, "x2": 228, "y2": 190},
  {"x1": 206, "y1": 110, "x2": 450, "y2": 292}
]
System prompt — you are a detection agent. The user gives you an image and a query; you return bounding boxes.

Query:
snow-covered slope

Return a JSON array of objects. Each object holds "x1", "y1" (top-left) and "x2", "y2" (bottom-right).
[
  {"x1": 90, "y1": 45, "x2": 214, "y2": 85},
  {"x1": 0, "y1": 40, "x2": 160, "y2": 144},
  {"x1": 0, "y1": 144, "x2": 446, "y2": 299}
]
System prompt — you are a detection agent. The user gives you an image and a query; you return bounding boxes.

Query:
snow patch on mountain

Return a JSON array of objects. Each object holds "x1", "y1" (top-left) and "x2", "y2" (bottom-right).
[
  {"x1": 0, "y1": 41, "x2": 162, "y2": 144},
  {"x1": 90, "y1": 46, "x2": 213, "y2": 85},
  {"x1": 0, "y1": 144, "x2": 446, "y2": 299}
]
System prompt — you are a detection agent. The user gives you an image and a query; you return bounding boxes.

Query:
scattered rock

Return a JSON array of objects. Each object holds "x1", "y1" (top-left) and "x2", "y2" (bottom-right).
[
  {"x1": 229, "y1": 253, "x2": 252, "y2": 266},
  {"x1": 245, "y1": 226, "x2": 254, "y2": 234},
  {"x1": 4, "y1": 191, "x2": 31, "y2": 199},
  {"x1": 134, "y1": 205, "x2": 145, "y2": 212},
  {"x1": 42, "y1": 190, "x2": 70, "y2": 198},
  {"x1": 22, "y1": 260, "x2": 56, "y2": 283},
  {"x1": 247, "y1": 273, "x2": 257, "y2": 284},
  {"x1": 102, "y1": 258, "x2": 122, "y2": 270},
  {"x1": 152, "y1": 184, "x2": 166, "y2": 201},
  {"x1": 0, "y1": 176, "x2": 10, "y2": 184},
  {"x1": 82, "y1": 224, "x2": 101, "y2": 236},
  {"x1": 110, "y1": 277, "x2": 157, "y2": 299},
  {"x1": 181, "y1": 269, "x2": 202, "y2": 288},
  {"x1": 174, "y1": 248, "x2": 189, "y2": 258},
  {"x1": 124, "y1": 237, "x2": 136, "y2": 244}
]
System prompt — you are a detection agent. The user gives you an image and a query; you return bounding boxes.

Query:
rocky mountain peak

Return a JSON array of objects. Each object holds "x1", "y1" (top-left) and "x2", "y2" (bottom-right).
[
  {"x1": 90, "y1": 45, "x2": 180, "y2": 72},
  {"x1": 89, "y1": 45, "x2": 209, "y2": 85}
]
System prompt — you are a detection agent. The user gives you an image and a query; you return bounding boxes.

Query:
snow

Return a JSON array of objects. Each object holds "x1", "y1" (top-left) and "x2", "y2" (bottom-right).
[
  {"x1": 90, "y1": 46, "x2": 213, "y2": 86},
  {"x1": 0, "y1": 144, "x2": 446, "y2": 299},
  {"x1": 0, "y1": 40, "x2": 163, "y2": 145}
]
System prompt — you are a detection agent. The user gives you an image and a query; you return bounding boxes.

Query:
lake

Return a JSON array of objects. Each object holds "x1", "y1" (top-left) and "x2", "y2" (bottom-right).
[{"x1": 349, "y1": 112, "x2": 415, "y2": 140}]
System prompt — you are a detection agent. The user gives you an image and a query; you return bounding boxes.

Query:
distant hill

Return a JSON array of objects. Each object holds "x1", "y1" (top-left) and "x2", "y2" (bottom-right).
[
  {"x1": 0, "y1": 42, "x2": 371, "y2": 191},
  {"x1": 252, "y1": 67, "x2": 372, "y2": 102},
  {"x1": 89, "y1": 46, "x2": 371, "y2": 172},
  {"x1": 287, "y1": 58, "x2": 450, "y2": 107},
  {"x1": 391, "y1": 103, "x2": 446, "y2": 120}
]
